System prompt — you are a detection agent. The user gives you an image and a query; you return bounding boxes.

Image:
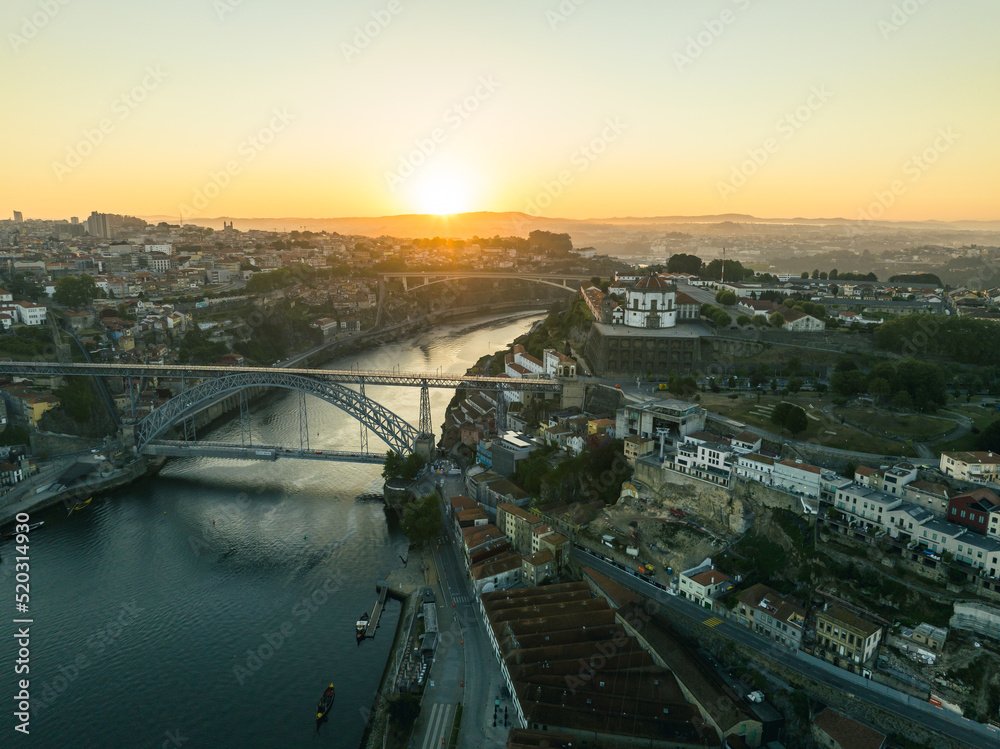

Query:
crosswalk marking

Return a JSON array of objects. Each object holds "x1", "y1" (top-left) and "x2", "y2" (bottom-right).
[
  {"x1": 420, "y1": 702, "x2": 454, "y2": 749},
  {"x1": 703, "y1": 617, "x2": 723, "y2": 628},
  {"x1": 452, "y1": 594, "x2": 470, "y2": 605}
]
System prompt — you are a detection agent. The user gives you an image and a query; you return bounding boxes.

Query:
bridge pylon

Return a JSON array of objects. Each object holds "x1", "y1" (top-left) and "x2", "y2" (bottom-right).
[{"x1": 418, "y1": 382, "x2": 432, "y2": 437}]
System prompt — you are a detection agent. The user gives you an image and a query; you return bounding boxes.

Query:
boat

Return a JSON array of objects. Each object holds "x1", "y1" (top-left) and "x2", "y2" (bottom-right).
[
  {"x1": 2, "y1": 521, "x2": 44, "y2": 538},
  {"x1": 68, "y1": 497, "x2": 93, "y2": 515},
  {"x1": 316, "y1": 684, "x2": 335, "y2": 722},
  {"x1": 356, "y1": 612, "x2": 370, "y2": 639}
]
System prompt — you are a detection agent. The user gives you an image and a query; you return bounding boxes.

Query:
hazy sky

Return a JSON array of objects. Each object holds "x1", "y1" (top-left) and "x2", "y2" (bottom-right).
[{"x1": 4, "y1": 0, "x2": 998, "y2": 221}]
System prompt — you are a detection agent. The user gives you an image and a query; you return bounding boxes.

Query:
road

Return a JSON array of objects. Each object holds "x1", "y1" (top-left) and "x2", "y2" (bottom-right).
[
  {"x1": 572, "y1": 545, "x2": 1000, "y2": 749},
  {"x1": 407, "y1": 472, "x2": 510, "y2": 749}
]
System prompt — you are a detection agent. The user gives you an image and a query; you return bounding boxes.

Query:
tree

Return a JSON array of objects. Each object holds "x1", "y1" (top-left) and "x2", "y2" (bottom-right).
[
  {"x1": 800, "y1": 272, "x2": 809, "y2": 279},
  {"x1": 829, "y1": 269, "x2": 839, "y2": 280},
  {"x1": 771, "y1": 402, "x2": 808, "y2": 436},
  {"x1": 54, "y1": 275, "x2": 98, "y2": 308},
  {"x1": 666, "y1": 253, "x2": 703, "y2": 276},
  {"x1": 736, "y1": 314, "x2": 752, "y2": 327},
  {"x1": 829, "y1": 284, "x2": 839, "y2": 297},
  {"x1": 787, "y1": 377, "x2": 803, "y2": 394},
  {"x1": 785, "y1": 406, "x2": 808, "y2": 436},
  {"x1": 384, "y1": 451, "x2": 427, "y2": 481},
  {"x1": 975, "y1": 420, "x2": 1000, "y2": 452},
  {"x1": 868, "y1": 377, "x2": 891, "y2": 402},
  {"x1": 382, "y1": 451, "x2": 405, "y2": 481},
  {"x1": 811, "y1": 269, "x2": 820, "y2": 279},
  {"x1": 769, "y1": 312, "x2": 785, "y2": 328},
  {"x1": 590, "y1": 276, "x2": 601, "y2": 288},
  {"x1": 891, "y1": 391, "x2": 913, "y2": 410},
  {"x1": 55, "y1": 377, "x2": 92, "y2": 422},
  {"x1": 400, "y1": 492, "x2": 442, "y2": 543},
  {"x1": 819, "y1": 271, "x2": 828, "y2": 280},
  {"x1": 715, "y1": 290, "x2": 737, "y2": 306}
]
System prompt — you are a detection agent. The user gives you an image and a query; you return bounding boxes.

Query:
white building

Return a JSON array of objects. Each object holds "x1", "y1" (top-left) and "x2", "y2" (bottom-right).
[
  {"x1": 623, "y1": 273, "x2": 678, "y2": 329},
  {"x1": 144, "y1": 244, "x2": 172, "y2": 255},
  {"x1": 15, "y1": 301, "x2": 47, "y2": 326},
  {"x1": 772, "y1": 459, "x2": 822, "y2": 498},
  {"x1": 678, "y1": 559, "x2": 733, "y2": 611}
]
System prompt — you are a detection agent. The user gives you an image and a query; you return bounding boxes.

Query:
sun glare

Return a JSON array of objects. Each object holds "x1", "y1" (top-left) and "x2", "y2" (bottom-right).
[{"x1": 416, "y1": 176, "x2": 470, "y2": 215}]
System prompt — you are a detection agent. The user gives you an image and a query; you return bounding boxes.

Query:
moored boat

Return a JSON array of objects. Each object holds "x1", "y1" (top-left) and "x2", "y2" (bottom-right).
[
  {"x1": 2, "y1": 521, "x2": 44, "y2": 538},
  {"x1": 356, "y1": 612, "x2": 370, "y2": 639},
  {"x1": 316, "y1": 684, "x2": 335, "y2": 722}
]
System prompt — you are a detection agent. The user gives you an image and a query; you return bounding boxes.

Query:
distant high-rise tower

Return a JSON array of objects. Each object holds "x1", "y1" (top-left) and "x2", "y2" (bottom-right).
[
  {"x1": 71, "y1": 216, "x2": 79, "y2": 225},
  {"x1": 13, "y1": 211, "x2": 23, "y2": 222},
  {"x1": 87, "y1": 211, "x2": 111, "y2": 238}
]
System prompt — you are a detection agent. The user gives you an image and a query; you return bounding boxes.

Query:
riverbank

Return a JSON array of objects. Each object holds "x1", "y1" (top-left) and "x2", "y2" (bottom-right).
[{"x1": 359, "y1": 545, "x2": 433, "y2": 749}]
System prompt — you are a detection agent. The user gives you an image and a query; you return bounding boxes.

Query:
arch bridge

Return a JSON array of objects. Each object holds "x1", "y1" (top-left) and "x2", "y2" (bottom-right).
[
  {"x1": 0, "y1": 361, "x2": 562, "y2": 463},
  {"x1": 381, "y1": 271, "x2": 594, "y2": 293}
]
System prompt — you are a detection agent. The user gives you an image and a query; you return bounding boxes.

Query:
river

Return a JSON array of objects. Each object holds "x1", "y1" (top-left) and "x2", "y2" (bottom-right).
[{"x1": 1, "y1": 311, "x2": 545, "y2": 749}]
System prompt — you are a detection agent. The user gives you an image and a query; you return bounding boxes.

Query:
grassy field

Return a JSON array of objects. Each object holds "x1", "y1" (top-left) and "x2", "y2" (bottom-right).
[
  {"x1": 935, "y1": 402, "x2": 1000, "y2": 452},
  {"x1": 835, "y1": 406, "x2": 955, "y2": 440},
  {"x1": 698, "y1": 392, "x2": 915, "y2": 456}
]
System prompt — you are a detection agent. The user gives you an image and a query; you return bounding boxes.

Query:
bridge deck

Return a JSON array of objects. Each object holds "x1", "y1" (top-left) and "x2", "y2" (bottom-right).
[
  {"x1": 0, "y1": 361, "x2": 563, "y2": 391},
  {"x1": 144, "y1": 441, "x2": 386, "y2": 463}
]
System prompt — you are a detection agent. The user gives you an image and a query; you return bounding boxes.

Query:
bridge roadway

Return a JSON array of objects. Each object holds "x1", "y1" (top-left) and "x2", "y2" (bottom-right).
[
  {"x1": 381, "y1": 270, "x2": 593, "y2": 291},
  {"x1": 143, "y1": 440, "x2": 386, "y2": 463},
  {"x1": 0, "y1": 361, "x2": 563, "y2": 392}
]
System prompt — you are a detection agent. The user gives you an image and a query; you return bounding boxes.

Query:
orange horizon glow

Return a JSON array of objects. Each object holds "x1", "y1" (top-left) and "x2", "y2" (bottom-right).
[{"x1": 3, "y1": 1, "x2": 998, "y2": 225}]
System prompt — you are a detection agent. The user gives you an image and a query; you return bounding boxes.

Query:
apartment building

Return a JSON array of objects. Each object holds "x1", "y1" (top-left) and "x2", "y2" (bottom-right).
[
  {"x1": 815, "y1": 606, "x2": 882, "y2": 673},
  {"x1": 940, "y1": 451, "x2": 1000, "y2": 486}
]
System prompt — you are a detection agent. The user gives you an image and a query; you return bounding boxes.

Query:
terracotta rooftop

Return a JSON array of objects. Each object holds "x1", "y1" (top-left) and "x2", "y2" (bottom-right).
[{"x1": 812, "y1": 708, "x2": 886, "y2": 749}]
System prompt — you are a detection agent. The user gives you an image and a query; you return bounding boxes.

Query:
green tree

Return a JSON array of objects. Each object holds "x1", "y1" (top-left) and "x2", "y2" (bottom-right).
[
  {"x1": 811, "y1": 269, "x2": 820, "y2": 279},
  {"x1": 787, "y1": 377, "x2": 803, "y2": 394},
  {"x1": 769, "y1": 312, "x2": 785, "y2": 328},
  {"x1": 975, "y1": 420, "x2": 1000, "y2": 452},
  {"x1": 55, "y1": 377, "x2": 93, "y2": 422},
  {"x1": 54, "y1": 275, "x2": 98, "y2": 308},
  {"x1": 800, "y1": 272, "x2": 809, "y2": 279},
  {"x1": 666, "y1": 253, "x2": 703, "y2": 276},
  {"x1": 829, "y1": 269, "x2": 839, "y2": 280},
  {"x1": 401, "y1": 492, "x2": 443, "y2": 543},
  {"x1": 382, "y1": 451, "x2": 405, "y2": 481},
  {"x1": 785, "y1": 406, "x2": 808, "y2": 436},
  {"x1": 736, "y1": 314, "x2": 752, "y2": 327},
  {"x1": 868, "y1": 377, "x2": 891, "y2": 402}
]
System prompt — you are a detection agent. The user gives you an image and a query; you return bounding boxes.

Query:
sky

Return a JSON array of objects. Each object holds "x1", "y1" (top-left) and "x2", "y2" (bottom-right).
[{"x1": 3, "y1": 0, "x2": 998, "y2": 222}]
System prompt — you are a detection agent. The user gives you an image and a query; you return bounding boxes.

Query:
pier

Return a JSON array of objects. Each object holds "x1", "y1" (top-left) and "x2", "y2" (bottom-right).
[{"x1": 361, "y1": 582, "x2": 397, "y2": 640}]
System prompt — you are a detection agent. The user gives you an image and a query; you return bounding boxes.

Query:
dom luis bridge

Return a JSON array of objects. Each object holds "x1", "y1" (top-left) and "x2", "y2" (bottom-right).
[{"x1": 0, "y1": 361, "x2": 562, "y2": 464}]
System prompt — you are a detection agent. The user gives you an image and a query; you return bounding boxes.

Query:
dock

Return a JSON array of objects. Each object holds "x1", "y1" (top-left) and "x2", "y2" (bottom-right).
[{"x1": 362, "y1": 583, "x2": 391, "y2": 639}]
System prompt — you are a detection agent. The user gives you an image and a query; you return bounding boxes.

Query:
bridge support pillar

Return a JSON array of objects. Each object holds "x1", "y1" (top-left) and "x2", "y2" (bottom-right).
[
  {"x1": 121, "y1": 425, "x2": 137, "y2": 456},
  {"x1": 418, "y1": 383, "x2": 432, "y2": 437},
  {"x1": 412, "y1": 434, "x2": 435, "y2": 463}
]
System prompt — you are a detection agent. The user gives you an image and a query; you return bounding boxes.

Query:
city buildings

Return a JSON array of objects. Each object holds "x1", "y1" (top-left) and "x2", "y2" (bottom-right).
[{"x1": 814, "y1": 606, "x2": 883, "y2": 674}]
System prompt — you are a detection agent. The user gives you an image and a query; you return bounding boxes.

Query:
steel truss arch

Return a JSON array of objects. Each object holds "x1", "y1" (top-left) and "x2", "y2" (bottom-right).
[{"x1": 134, "y1": 371, "x2": 418, "y2": 456}]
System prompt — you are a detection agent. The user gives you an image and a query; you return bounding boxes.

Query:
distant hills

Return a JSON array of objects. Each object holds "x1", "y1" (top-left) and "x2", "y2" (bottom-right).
[{"x1": 141, "y1": 211, "x2": 1000, "y2": 239}]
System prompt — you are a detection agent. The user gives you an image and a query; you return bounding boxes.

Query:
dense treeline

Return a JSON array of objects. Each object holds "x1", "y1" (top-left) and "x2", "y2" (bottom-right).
[
  {"x1": 831, "y1": 356, "x2": 947, "y2": 412},
  {"x1": 874, "y1": 315, "x2": 1000, "y2": 367}
]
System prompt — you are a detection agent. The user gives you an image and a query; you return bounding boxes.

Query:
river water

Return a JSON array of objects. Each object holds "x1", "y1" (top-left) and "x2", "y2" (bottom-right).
[{"x1": 2, "y1": 312, "x2": 545, "y2": 749}]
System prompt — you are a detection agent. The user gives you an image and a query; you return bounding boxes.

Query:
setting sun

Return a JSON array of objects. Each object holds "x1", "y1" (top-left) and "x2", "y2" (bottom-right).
[{"x1": 415, "y1": 175, "x2": 472, "y2": 216}]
